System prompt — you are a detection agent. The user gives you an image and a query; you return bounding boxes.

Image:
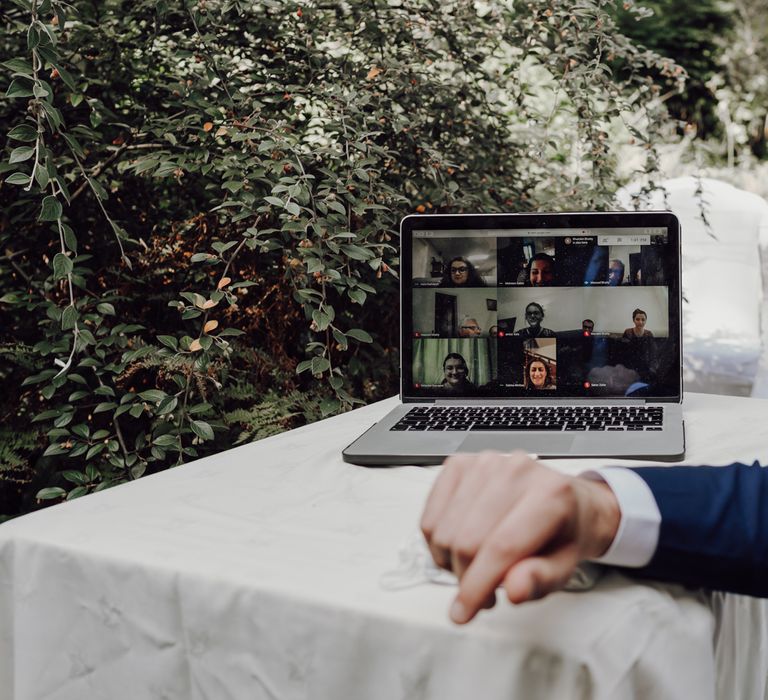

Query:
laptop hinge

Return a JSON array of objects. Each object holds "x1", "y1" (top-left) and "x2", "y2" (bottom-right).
[{"x1": 433, "y1": 398, "x2": 649, "y2": 406}]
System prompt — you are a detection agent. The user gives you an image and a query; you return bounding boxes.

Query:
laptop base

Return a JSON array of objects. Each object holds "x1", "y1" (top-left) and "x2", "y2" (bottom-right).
[{"x1": 342, "y1": 403, "x2": 685, "y2": 466}]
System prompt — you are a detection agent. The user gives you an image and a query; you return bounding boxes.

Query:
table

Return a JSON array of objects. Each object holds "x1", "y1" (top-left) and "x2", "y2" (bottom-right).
[{"x1": 2, "y1": 393, "x2": 768, "y2": 700}]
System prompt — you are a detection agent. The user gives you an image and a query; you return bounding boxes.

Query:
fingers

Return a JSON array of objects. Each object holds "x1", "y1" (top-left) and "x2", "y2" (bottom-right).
[
  {"x1": 420, "y1": 455, "x2": 466, "y2": 568},
  {"x1": 450, "y1": 490, "x2": 571, "y2": 623},
  {"x1": 422, "y1": 451, "x2": 516, "y2": 572},
  {"x1": 420, "y1": 451, "x2": 589, "y2": 625},
  {"x1": 502, "y1": 544, "x2": 580, "y2": 605}
]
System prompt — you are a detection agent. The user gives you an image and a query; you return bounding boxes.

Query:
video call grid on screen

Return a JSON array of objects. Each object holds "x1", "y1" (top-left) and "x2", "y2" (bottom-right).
[{"x1": 402, "y1": 220, "x2": 681, "y2": 400}]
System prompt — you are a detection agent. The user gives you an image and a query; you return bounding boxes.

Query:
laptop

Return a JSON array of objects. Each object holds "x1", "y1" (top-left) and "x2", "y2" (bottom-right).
[{"x1": 342, "y1": 212, "x2": 685, "y2": 465}]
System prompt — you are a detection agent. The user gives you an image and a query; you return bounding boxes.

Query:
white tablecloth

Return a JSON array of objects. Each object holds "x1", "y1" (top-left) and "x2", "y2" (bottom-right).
[{"x1": 2, "y1": 393, "x2": 768, "y2": 700}]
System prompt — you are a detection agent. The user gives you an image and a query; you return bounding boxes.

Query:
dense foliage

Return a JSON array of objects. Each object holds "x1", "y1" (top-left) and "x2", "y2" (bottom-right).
[
  {"x1": 0, "y1": 0, "x2": 681, "y2": 516},
  {"x1": 612, "y1": 0, "x2": 732, "y2": 138}
]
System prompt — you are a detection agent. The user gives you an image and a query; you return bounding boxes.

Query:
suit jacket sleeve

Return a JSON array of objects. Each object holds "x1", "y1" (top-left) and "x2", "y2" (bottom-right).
[{"x1": 621, "y1": 462, "x2": 768, "y2": 596}]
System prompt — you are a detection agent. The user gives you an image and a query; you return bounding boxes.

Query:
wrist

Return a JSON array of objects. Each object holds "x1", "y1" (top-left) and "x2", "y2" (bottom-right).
[{"x1": 577, "y1": 477, "x2": 621, "y2": 559}]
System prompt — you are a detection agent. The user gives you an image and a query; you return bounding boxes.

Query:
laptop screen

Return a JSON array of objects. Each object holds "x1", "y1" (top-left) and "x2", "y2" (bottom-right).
[{"x1": 401, "y1": 212, "x2": 681, "y2": 401}]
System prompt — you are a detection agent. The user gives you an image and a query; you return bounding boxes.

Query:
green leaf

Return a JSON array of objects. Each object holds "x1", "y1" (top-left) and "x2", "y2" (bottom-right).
[
  {"x1": 130, "y1": 463, "x2": 147, "y2": 480},
  {"x1": 329, "y1": 375, "x2": 343, "y2": 390},
  {"x1": 6, "y1": 79, "x2": 35, "y2": 98},
  {"x1": 52, "y1": 64, "x2": 76, "y2": 92},
  {"x1": 93, "y1": 402, "x2": 117, "y2": 413},
  {"x1": 348, "y1": 289, "x2": 367, "y2": 305},
  {"x1": 320, "y1": 398, "x2": 341, "y2": 416},
  {"x1": 62, "y1": 224, "x2": 77, "y2": 253},
  {"x1": 85, "y1": 444, "x2": 106, "y2": 460},
  {"x1": 53, "y1": 412, "x2": 74, "y2": 428},
  {"x1": 61, "y1": 305, "x2": 77, "y2": 330},
  {"x1": 133, "y1": 158, "x2": 158, "y2": 174},
  {"x1": 296, "y1": 359, "x2": 313, "y2": 374},
  {"x1": 52, "y1": 253, "x2": 73, "y2": 279},
  {"x1": 190, "y1": 420, "x2": 214, "y2": 440},
  {"x1": 36, "y1": 487, "x2": 66, "y2": 500},
  {"x1": 326, "y1": 199, "x2": 347, "y2": 215},
  {"x1": 27, "y1": 24, "x2": 40, "y2": 50},
  {"x1": 312, "y1": 309, "x2": 332, "y2": 331},
  {"x1": 9, "y1": 146, "x2": 34, "y2": 163},
  {"x1": 157, "y1": 396, "x2": 178, "y2": 415},
  {"x1": 285, "y1": 201, "x2": 300, "y2": 216},
  {"x1": 41, "y1": 383, "x2": 55, "y2": 400},
  {"x1": 40, "y1": 195, "x2": 62, "y2": 221},
  {"x1": 68, "y1": 443, "x2": 89, "y2": 458},
  {"x1": 340, "y1": 244, "x2": 374, "y2": 261},
  {"x1": 7, "y1": 123, "x2": 37, "y2": 141},
  {"x1": 153, "y1": 434, "x2": 177, "y2": 447},
  {"x1": 35, "y1": 164, "x2": 50, "y2": 189},
  {"x1": 62, "y1": 133, "x2": 84, "y2": 159},
  {"x1": 139, "y1": 389, "x2": 167, "y2": 402},
  {"x1": 96, "y1": 302, "x2": 115, "y2": 315},
  {"x1": 3, "y1": 58, "x2": 33, "y2": 75},
  {"x1": 310, "y1": 356, "x2": 331, "y2": 375},
  {"x1": 66, "y1": 486, "x2": 90, "y2": 500},
  {"x1": 85, "y1": 464, "x2": 101, "y2": 481},
  {"x1": 33, "y1": 408, "x2": 62, "y2": 422},
  {"x1": 71, "y1": 424, "x2": 89, "y2": 439},
  {"x1": 42, "y1": 443, "x2": 68, "y2": 457},
  {"x1": 157, "y1": 335, "x2": 178, "y2": 350},
  {"x1": 5, "y1": 172, "x2": 30, "y2": 186},
  {"x1": 346, "y1": 328, "x2": 373, "y2": 343},
  {"x1": 332, "y1": 328, "x2": 348, "y2": 349},
  {"x1": 33, "y1": 82, "x2": 53, "y2": 100},
  {"x1": 34, "y1": 164, "x2": 50, "y2": 189},
  {"x1": 62, "y1": 470, "x2": 88, "y2": 485},
  {"x1": 211, "y1": 241, "x2": 237, "y2": 254}
]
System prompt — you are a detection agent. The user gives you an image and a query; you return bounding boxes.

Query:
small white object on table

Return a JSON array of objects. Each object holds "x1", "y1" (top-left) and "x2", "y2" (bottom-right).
[{"x1": 1, "y1": 393, "x2": 767, "y2": 700}]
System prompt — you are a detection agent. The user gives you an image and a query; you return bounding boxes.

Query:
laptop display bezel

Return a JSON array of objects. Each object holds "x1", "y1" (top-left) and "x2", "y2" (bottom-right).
[{"x1": 400, "y1": 211, "x2": 682, "y2": 403}]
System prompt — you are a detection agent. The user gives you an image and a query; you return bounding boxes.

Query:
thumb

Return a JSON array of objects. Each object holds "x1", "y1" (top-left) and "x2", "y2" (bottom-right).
[{"x1": 502, "y1": 545, "x2": 580, "y2": 604}]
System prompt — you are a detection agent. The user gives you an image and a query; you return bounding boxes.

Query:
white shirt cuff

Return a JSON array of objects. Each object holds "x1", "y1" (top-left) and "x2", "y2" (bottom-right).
[{"x1": 580, "y1": 467, "x2": 661, "y2": 568}]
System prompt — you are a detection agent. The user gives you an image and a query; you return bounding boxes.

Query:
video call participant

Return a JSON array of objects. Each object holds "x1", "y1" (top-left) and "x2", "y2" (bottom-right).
[
  {"x1": 607, "y1": 259, "x2": 625, "y2": 286},
  {"x1": 440, "y1": 353, "x2": 476, "y2": 394},
  {"x1": 516, "y1": 302, "x2": 555, "y2": 340},
  {"x1": 622, "y1": 308, "x2": 653, "y2": 339},
  {"x1": 526, "y1": 253, "x2": 555, "y2": 287},
  {"x1": 526, "y1": 359, "x2": 555, "y2": 391},
  {"x1": 440, "y1": 257, "x2": 487, "y2": 287},
  {"x1": 458, "y1": 318, "x2": 482, "y2": 338},
  {"x1": 582, "y1": 319, "x2": 594, "y2": 335}
]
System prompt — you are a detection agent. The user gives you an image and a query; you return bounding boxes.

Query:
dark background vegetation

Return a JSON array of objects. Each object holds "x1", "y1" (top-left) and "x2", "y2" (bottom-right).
[{"x1": 0, "y1": 0, "x2": 763, "y2": 519}]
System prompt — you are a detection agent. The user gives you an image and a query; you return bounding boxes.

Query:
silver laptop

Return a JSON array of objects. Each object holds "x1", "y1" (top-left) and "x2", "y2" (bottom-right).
[{"x1": 343, "y1": 212, "x2": 685, "y2": 465}]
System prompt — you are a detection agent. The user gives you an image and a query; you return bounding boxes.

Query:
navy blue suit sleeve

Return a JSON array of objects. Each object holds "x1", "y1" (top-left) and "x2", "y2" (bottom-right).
[{"x1": 621, "y1": 462, "x2": 768, "y2": 597}]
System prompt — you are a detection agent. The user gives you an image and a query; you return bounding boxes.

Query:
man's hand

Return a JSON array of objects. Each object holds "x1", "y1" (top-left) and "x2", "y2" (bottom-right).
[{"x1": 420, "y1": 451, "x2": 620, "y2": 624}]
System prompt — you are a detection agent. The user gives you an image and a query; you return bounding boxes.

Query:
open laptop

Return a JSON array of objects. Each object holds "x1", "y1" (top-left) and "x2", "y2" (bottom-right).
[{"x1": 343, "y1": 212, "x2": 685, "y2": 465}]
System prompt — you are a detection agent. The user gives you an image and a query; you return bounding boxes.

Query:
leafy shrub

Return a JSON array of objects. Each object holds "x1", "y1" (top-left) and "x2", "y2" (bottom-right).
[{"x1": 0, "y1": 0, "x2": 678, "y2": 512}]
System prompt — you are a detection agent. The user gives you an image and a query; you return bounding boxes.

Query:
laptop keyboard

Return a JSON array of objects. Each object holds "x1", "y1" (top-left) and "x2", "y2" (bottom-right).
[{"x1": 391, "y1": 406, "x2": 664, "y2": 432}]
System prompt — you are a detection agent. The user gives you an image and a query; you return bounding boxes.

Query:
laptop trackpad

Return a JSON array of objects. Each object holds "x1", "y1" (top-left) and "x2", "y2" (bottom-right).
[{"x1": 458, "y1": 433, "x2": 576, "y2": 455}]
